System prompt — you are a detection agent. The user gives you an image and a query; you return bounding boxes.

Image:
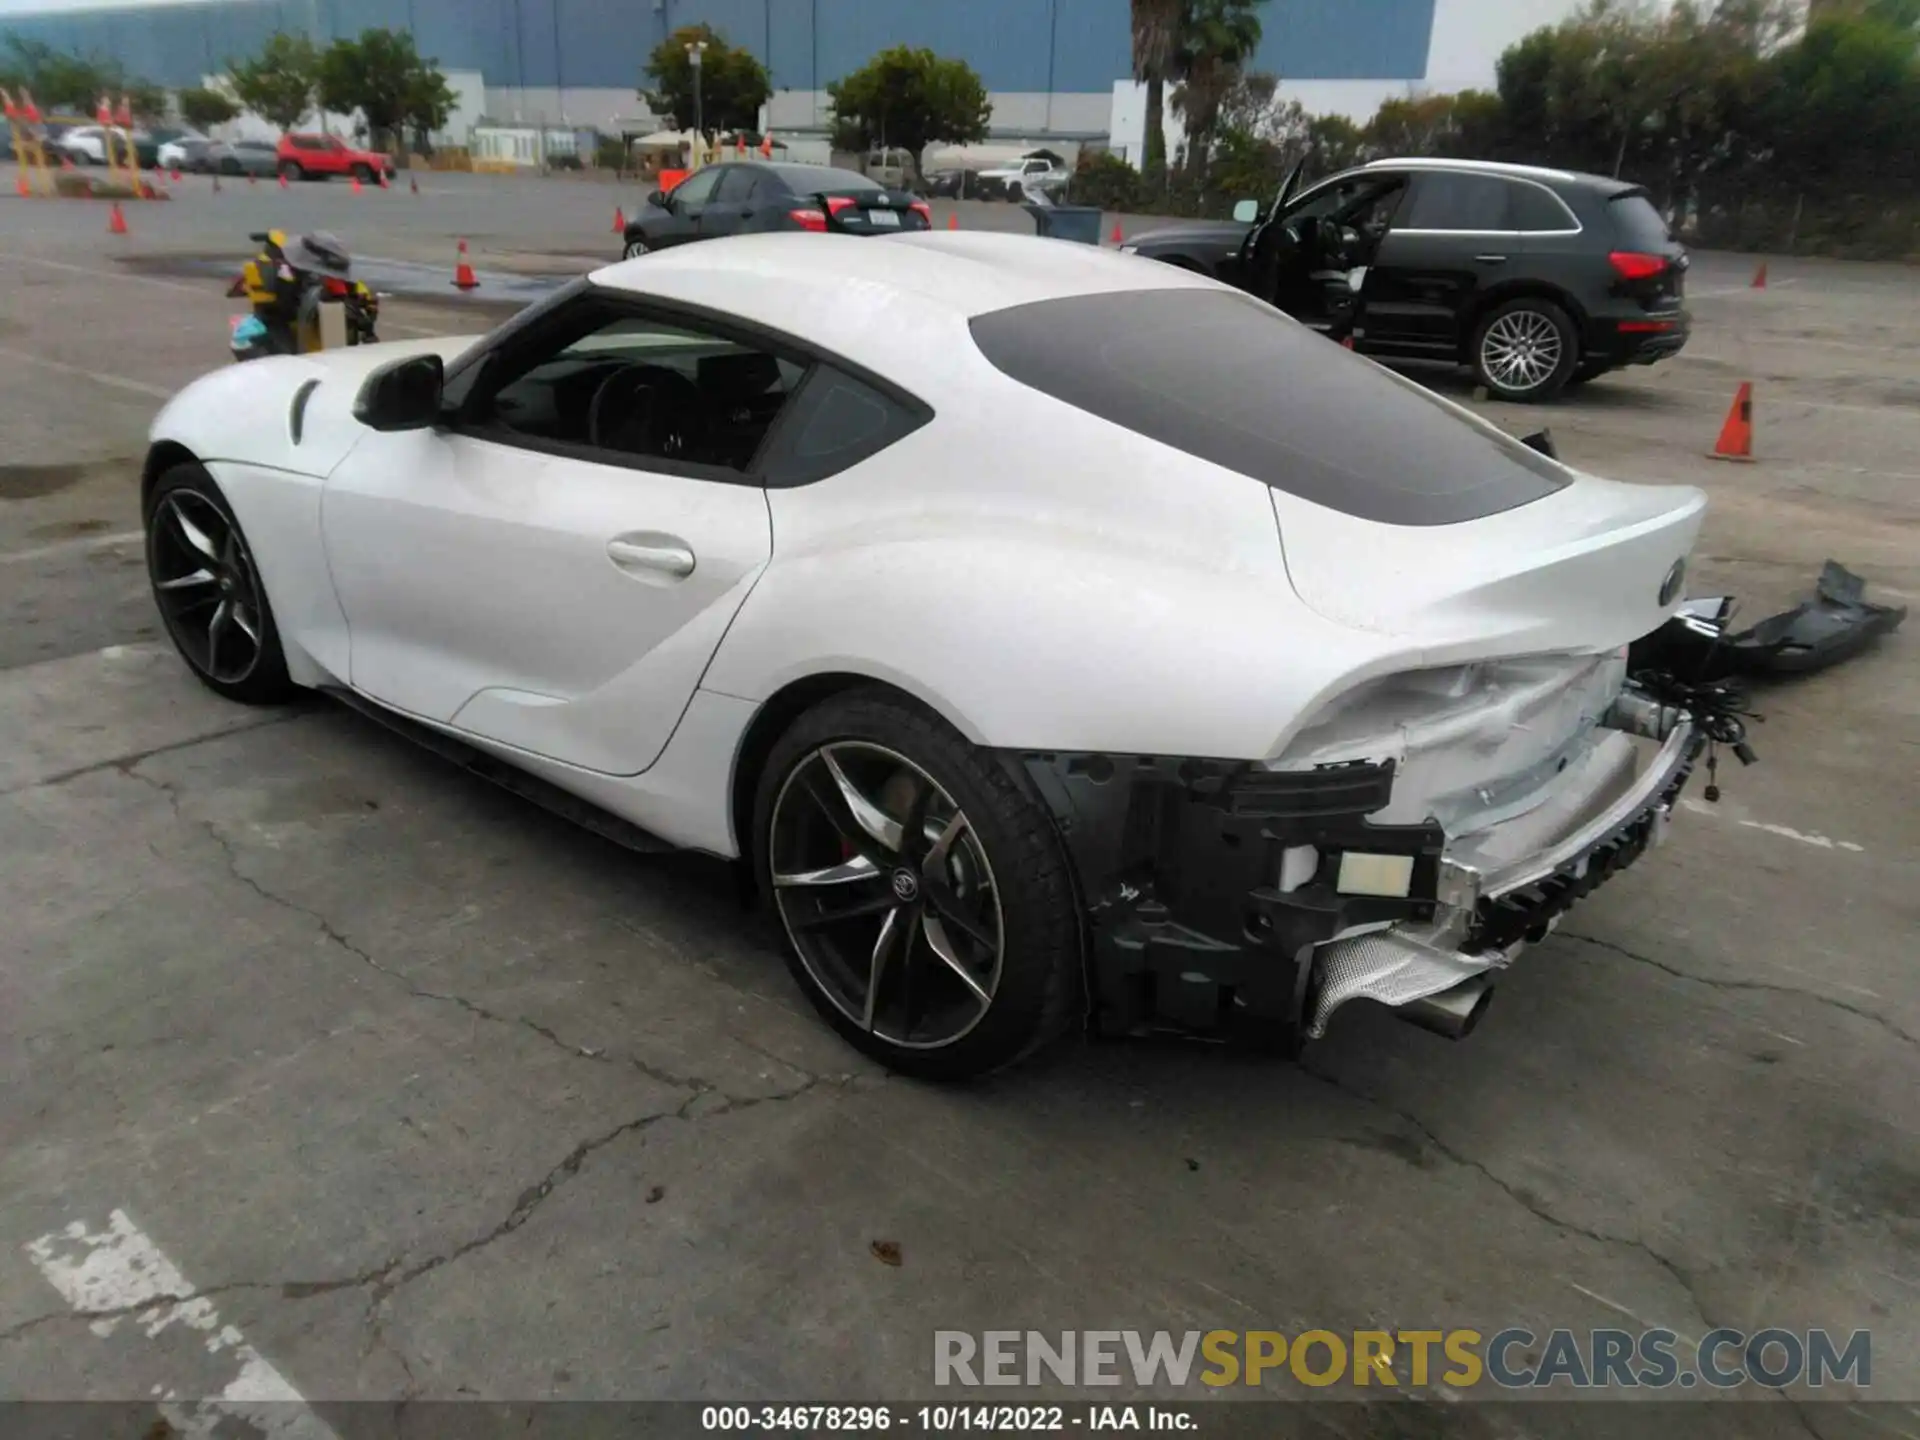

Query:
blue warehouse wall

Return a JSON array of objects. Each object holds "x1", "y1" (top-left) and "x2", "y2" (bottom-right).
[{"x1": 1, "y1": 0, "x2": 1435, "y2": 98}]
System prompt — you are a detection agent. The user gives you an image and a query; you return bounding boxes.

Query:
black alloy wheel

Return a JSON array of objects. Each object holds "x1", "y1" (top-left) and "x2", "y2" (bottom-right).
[{"x1": 145, "y1": 465, "x2": 295, "y2": 704}]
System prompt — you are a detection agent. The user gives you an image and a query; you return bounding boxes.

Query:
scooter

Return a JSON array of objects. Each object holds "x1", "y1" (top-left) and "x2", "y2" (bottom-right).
[{"x1": 227, "y1": 230, "x2": 380, "y2": 362}]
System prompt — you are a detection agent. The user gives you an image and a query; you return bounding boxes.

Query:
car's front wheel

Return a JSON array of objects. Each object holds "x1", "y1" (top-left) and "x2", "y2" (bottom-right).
[
  {"x1": 754, "y1": 689, "x2": 1081, "y2": 1080},
  {"x1": 1472, "y1": 297, "x2": 1579, "y2": 403},
  {"x1": 144, "y1": 463, "x2": 297, "y2": 706},
  {"x1": 278, "y1": 160, "x2": 302, "y2": 182},
  {"x1": 622, "y1": 236, "x2": 649, "y2": 259}
]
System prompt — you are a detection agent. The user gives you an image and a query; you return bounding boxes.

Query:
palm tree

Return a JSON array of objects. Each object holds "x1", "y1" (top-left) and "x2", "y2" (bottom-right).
[
  {"x1": 1172, "y1": 0, "x2": 1266, "y2": 181},
  {"x1": 1131, "y1": 0, "x2": 1183, "y2": 178}
]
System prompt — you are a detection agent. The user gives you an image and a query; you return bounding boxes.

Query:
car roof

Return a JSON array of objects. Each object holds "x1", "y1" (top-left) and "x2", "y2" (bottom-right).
[
  {"x1": 587, "y1": 231, "x2": 1217, "y2": 372},
  {"x1": 1360, "y1": 156, "x2": 1631, "y2": 192},
  {"x1": 758, "y1": 161, "x2": 881, "y2": 190}
]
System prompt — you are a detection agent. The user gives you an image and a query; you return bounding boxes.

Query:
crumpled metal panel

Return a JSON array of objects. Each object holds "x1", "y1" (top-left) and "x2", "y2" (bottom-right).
[{"x1": 1308, "y1": 928, "x2": 1496, "y2": 1038}]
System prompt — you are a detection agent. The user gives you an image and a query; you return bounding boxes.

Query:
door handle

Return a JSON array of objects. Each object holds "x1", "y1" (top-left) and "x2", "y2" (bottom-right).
[
  {"x1": 607, "y1": 535, "x2": 696, "y2": 578},
  {"x1": 1474, "y1": 253, "x2": 1509, "y2": 264}
]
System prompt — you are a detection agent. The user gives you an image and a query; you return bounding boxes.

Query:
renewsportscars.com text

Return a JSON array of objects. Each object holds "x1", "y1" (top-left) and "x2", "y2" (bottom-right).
[{"x1": 933, "y1": 1328, "x2": 1871, "y2": 1391}]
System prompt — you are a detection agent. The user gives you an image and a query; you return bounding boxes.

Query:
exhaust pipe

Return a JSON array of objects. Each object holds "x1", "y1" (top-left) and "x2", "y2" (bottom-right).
[{"x1": 1395, "y1": 978, "x2": 1494, "y2": 1040}]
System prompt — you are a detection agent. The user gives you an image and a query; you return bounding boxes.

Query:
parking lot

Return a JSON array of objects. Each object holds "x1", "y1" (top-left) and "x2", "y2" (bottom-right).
[{"x1": 1, "y1": 167, "x2": 1915, "y2": 1434}]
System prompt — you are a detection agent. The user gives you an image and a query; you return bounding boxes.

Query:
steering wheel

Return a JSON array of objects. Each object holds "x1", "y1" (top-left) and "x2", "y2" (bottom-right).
[{"x1": 586, "y1": 363, "x2": 708, "y2": 460}]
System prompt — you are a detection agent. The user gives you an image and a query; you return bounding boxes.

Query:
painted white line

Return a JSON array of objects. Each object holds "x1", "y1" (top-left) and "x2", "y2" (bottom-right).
[
  {"x1": 1, "y1": 529, "x2": 144, "y2": 566},
  {"x1": 26, "y1": 1208, "x2": 339, "y2": 1439},
  {"x1": 0, "y1": 344, "x2": 174, "y2": 399},
  {"x1": 1680, "y1": 797, "x2": 1866, "y2": 852}
]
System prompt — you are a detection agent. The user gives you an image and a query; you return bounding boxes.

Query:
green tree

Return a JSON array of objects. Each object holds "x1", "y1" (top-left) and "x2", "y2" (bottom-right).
[
  {"x1": 642, "y1": 24, "x2": 770, "y2": 138},
  {"x1": 317, "y1": 28, "x2": 451, "y2": 151},
  {"x1": 825, "y1": 46, "x2": 991, "y2": 182},
  {"x1": 227, "y1": 31, "x2": 318, "y2": 133},
  {"x1": 178, "y1": 85, "x2": 239, "y2": 131},
  {"x1": 401, "y1": 64, "x2": 458, "y2": 151},
  {"x1": 1, "y1": 36, "x2": 105, "y2": 112},
  {"x1": 1170, "y1": 0, "x2": 1266, "y2": 179},
  {"x1": 1130, "y1": 0, "x2": 1183, "y2": 178}
]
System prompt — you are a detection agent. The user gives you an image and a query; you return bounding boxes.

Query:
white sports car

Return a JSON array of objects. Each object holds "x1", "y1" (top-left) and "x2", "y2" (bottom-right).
[{"x1": 143, "y1": 231, "x2": 1715, "y2": 1079}]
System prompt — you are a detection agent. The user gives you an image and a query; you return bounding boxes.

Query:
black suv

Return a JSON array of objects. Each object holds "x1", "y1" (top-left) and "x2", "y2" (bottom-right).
[{"x1": 1121, "y1": 158, "x2": 1690, "y2": 402}]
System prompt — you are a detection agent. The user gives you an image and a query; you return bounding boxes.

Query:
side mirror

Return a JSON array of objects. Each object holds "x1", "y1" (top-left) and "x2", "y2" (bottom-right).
[
  {"x1": 646, "y1": 188, "x2": 667, "y2": 210},
  {"x1": 353, "y1": 353, "x2": 443, "y2": 432},
  {"x1": 1232, "y1": 199, "x2": 1259, "y2": 224}
]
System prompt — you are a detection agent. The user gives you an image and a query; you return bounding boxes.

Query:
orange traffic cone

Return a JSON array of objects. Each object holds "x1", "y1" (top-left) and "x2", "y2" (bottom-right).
[
  {"x1": 946, "y1": 212, "x2": 958, "y2": 230},
  {"x1": 108, "y1": 201, "x2": 128, "y2": 235},
  {"x1": 452, "y1": 239, "x2": 478, "y2": 291},
  {"x1": 409, "y1": 173, "x2": 418, "y2": 194},
  {"x1": 1109, "y1": 220, "x2": 1123, "y2": 244},
  {"x1": 15, "y1": 172, "x2": 28, "y2": 197},
  {"x1": 612, "y1": 205, "x2": 625, "y2": 232},
  {"x1": 1709, "y1": 382, "x2": 1755, "y2": 462},
  {"x1": 351, "y1": 174, "x2": 363, "y2": 194},
  {"x1": 1751, "y1": 261, "x2": 1767, "y2": 288},
  {"x1": 170, "y1": 166, "x2": 182, "y2": 181},
  {"x1": 378, "y1": 169, "x2": 390, "y2": 189},
  {"x1": 278, "y1": 171, "x2": 289, "y2": 188}
]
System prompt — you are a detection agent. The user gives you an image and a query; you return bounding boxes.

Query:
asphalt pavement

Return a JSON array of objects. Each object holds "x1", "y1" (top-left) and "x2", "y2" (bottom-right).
[{"x1": 0, "y1": 166, "x2": 1915, "y2": 1435}]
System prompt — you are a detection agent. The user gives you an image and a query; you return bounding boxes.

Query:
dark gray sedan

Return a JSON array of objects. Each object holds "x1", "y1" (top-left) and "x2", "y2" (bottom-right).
[{"x1": 206, "y1": 140, "x2": 281, "y2": 178}]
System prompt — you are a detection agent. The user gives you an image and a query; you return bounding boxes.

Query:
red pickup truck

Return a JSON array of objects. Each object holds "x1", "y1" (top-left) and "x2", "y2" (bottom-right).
[{"x1": 275, "y1": 132, "x2": 395, "y2": 183}]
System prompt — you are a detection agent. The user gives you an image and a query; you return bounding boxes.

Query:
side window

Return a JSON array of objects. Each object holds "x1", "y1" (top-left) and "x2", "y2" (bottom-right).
[
  {"x1": 1509, "y1": 182, "x2": 1577, "y2": 232},
  {"x1": 465, "y1": 303, "x2": 809, "y2": 474},
  {"x1": 670, "y1": 167, "x2": 722, "y2": 206},
  {"x1": 759, "y1": 367, "x2": 932, "y2": 488},
  {"x1": 713, "y1": 166, "x2": 757, "y2": 203},
  {"x1": 1402, "y1": 172, "x2": 1513, "y2": 231}
]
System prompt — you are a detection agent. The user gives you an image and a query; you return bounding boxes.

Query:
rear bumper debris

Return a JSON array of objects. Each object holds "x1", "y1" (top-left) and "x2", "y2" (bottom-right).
[{"x1": 1008, "y1": 701, "x2": 1702, "y2": 1048}]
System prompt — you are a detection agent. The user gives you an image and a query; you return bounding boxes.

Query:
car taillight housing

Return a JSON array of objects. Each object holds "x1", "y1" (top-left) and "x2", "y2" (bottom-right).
[
  {"x1": 1609, "y1": 250, "x2": 1667, "y2": 281},
  {"x1": 824, "y1": 196, "x2": 857, "y2": 218},
  {"x1": 322, "y1": 275, "x2": 349, "y2": 296},
  {"x1": 789, "y1": 208, "x2": 828, "y2": 232},
  {"x1": 909, "y1": 200, "x2": 931, "y2": 225}
]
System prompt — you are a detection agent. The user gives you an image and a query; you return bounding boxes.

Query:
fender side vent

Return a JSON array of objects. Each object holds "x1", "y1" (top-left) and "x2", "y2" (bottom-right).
[{"x1": 289, "y1": 378, "x2": 321, "y2": 445}]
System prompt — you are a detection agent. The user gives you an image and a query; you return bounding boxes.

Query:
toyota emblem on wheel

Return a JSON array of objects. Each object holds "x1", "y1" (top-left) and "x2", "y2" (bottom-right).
[{"x1": 891, "y1": 868, "x2": 921, "y2": 902}]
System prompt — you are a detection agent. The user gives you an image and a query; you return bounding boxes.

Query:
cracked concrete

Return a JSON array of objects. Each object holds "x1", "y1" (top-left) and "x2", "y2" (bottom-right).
[{"x1": 2, "y1": 204, "x2": 1916, "y2": 1428}]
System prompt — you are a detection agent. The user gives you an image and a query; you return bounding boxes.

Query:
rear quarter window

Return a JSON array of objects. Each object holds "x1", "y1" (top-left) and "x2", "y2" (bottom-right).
[
  {"x1": 968, "y1": 289, "x2": 1571, "y2": 527},
  {"x1": 1608, "y1": 192, "x2": 1673, "y2": 249}
]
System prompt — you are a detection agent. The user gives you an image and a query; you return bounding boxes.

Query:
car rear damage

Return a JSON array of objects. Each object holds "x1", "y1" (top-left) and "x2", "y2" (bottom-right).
[{"x1": 1005, "y1": 647, "x2": 1728, "y2": 1049}]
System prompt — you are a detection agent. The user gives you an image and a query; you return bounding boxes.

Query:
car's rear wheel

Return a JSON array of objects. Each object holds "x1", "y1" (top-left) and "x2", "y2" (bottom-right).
[
  {"x1": 754, "y1": 689, "x2": 1081, "y2": 1080},
  {"x1": 278, "y1": 160, "x2": 302, "y2": 182},
  {"x1": 622, "y1": 237, "x2": 649, "y2": 259},
  {"x1": 1472, "y1": 298, "x2": 1579, "y2": 403},
  {"x1": 144, "y1": 464, "x2": 297, "y2": 706}
]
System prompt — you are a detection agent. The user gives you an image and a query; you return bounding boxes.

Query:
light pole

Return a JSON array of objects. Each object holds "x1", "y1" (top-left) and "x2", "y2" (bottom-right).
[{"x1": 686, "y1": 39, "x2": 708, "y2": 153}]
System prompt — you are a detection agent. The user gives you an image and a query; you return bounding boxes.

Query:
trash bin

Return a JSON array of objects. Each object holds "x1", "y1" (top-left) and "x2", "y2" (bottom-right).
[{"x1": 1024, "y1": 202, "x2": 1104, "y2": 246}]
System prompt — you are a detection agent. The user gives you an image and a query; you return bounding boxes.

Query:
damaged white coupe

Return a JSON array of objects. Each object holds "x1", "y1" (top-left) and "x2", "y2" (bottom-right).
[{"x1": 138, "y1": 231, "x2": 1754, "y2": 1078}]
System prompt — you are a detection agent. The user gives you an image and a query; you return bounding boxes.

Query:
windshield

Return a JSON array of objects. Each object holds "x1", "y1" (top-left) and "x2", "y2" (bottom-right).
[{"x1": 969, "y1": 288, "x2": 1571, "y2": 527}]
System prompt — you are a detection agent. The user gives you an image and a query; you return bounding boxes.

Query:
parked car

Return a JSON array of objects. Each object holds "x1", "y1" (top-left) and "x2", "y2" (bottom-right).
[
  {"x1": 275, "y1": 131, "x2": 395, "y2": 183},
  {"x1": 977, "y1": 155, "x2": 1069, "y2": 200},
  {"x1": 623, "y1": 162, "x2": 931, "y2": 258},
  {"x1": 156, "y1": 130, "x2": 208, "y2": 170},
  {"x1": 139, "y1": 230, "x2": 1715, "y2": 1078},
  {"x1": 209, "y1": 140, "x2": 287, "y2": 178},
  {"x1": 922, "y1": 168, "x2": 967, "y2": 199},
  {"x1": 54, "y1": 125, "x2": 126, "y2": 166},
  {"x1": 1120, "y1": 157, "x2": 1690, "y2": 402}
]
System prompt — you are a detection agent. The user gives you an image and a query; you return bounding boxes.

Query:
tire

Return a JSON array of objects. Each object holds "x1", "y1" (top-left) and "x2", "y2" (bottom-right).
[
  {"x1": 278, "y1": 160, "x2": 303, "y2": 182},
  {"x1": 353, "y1": 163, "x2": 375, "y2": 183},
  {"x1": 1471, "y1": 297, "x2": 1580, "y2": 403},
  {"x1": 1007, "y1": 182, "x2": 1024, "y2": 202},
  {"x1": 221, "y1": 159, "x2": 241, "y2": 176},
  {"x1": 144, "y1": 463, "x2": 298, "y2": 706},
  {"x1": 753, "y1": 688, "x2": 1081, "y2": 1080},
  {"x1": 622, "y1": 237, "x2": 649, "y2": 260}
]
